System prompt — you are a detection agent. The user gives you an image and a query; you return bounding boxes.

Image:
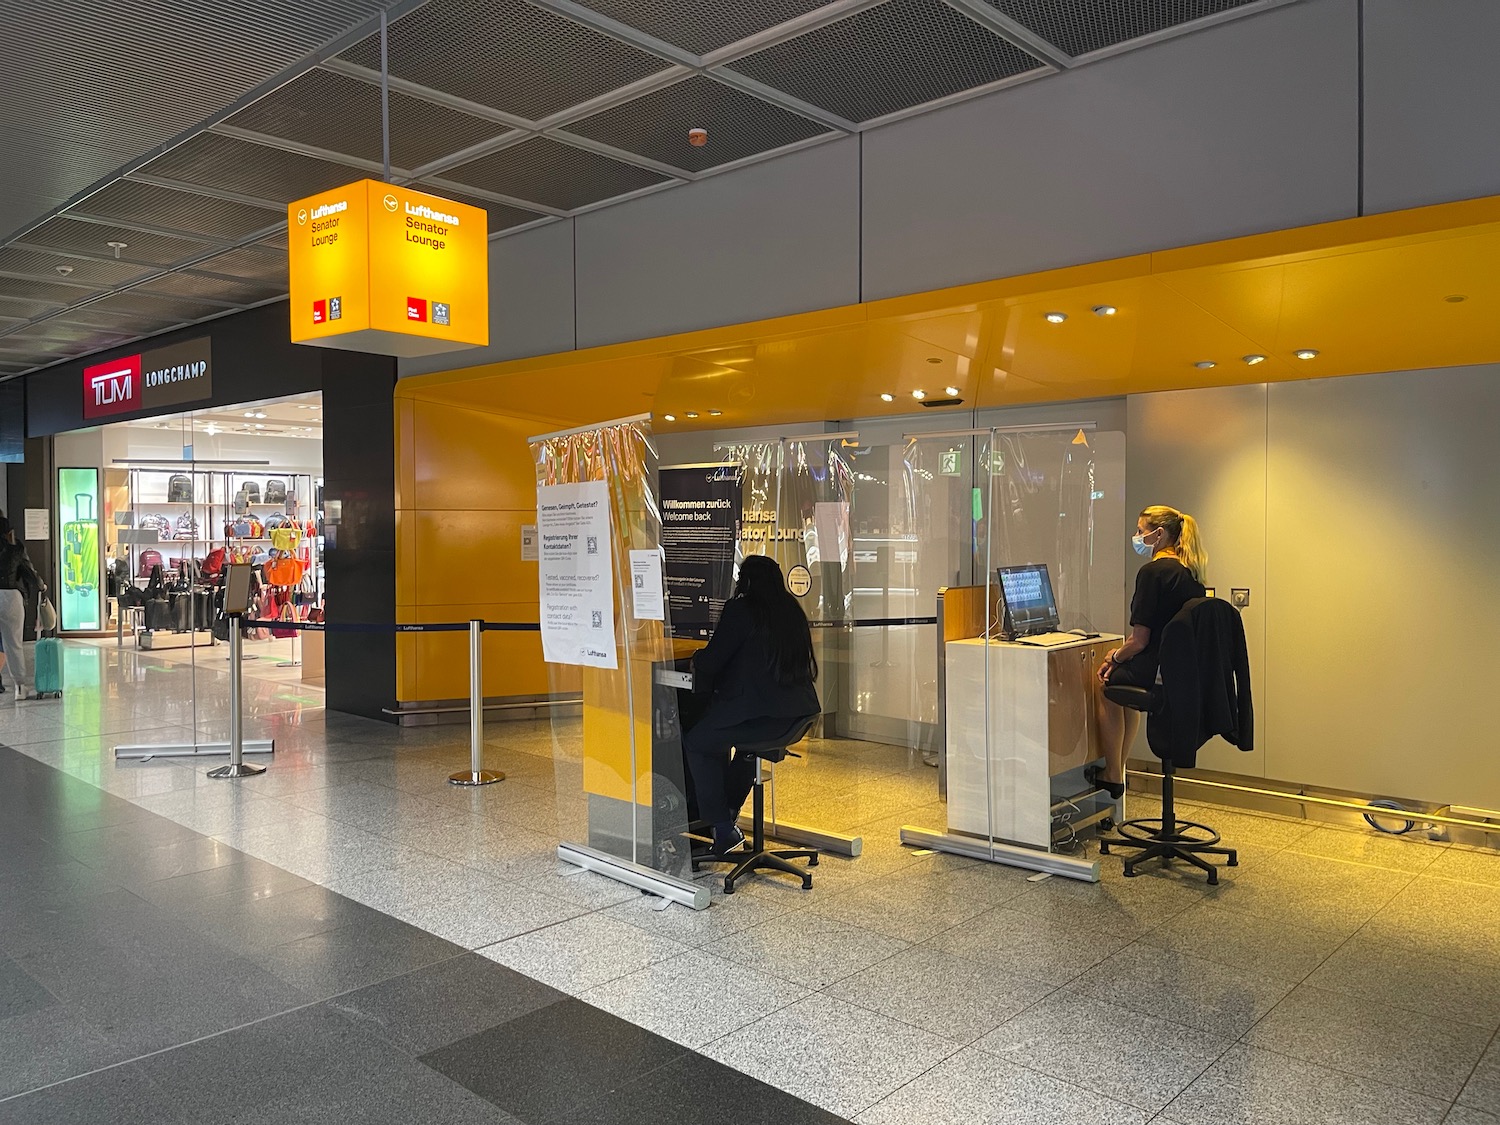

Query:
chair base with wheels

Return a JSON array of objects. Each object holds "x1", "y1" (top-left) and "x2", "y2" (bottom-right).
[
  {"x1": 692, "y1": 716, "x2": 820, "y2": 895},
  {"x1": 1099, "y1": 684, "x2": 1238, "y2": 885}
]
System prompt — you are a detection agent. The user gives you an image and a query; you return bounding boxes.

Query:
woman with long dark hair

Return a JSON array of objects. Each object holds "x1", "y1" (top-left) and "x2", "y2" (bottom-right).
[{"x1": 684, "y1": 554, "x2": 820, "y2": 854}]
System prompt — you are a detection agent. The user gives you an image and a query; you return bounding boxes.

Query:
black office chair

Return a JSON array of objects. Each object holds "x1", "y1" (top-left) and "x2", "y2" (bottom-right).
[
  {"x1": 1098, "y1": 599, "x2": 1249, "y2": 885},
  {"x1": 692, "y1": 714, "x2": 820, "y2": 894}
]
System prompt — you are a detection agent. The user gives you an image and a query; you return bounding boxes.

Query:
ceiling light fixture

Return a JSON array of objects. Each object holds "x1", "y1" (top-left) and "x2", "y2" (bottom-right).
[
  {"x1": 1444, "y1": 294, "x2": 1467, "y2": 303},
  {"x1": 243, "y1": 411, "x2": 255, "y2": 417},
  {"x1": 254, "y1": 412, "x2": 266, "y2": 419},
  {"x1": 1294, "y1": 349, "x2": 1319, "y2": 360},
  {"x1": 912, "y1": 390, "x2": 926, "y2": 400},
  {"x1": 1243, "y1": 354, "x2": 1267, "y2": 365},
  {"x1": 684, "y1": 411, "x2": 699, "y2": 418},
  {"x1": 254, "y1": 424, "x2": 265, "y2": 429},
  {"x1": 708, "y1": 410, "x2": 722, "y2": 416},
  {"x1": 944, "y1": 386, "x2": 960, "y2": 397},
  {"x1": 1194, "y1": 361, "x2": 1216, "y2": 370},
  {"x1": 54, "y1": 265, "x2": 74, "y2": 277},
  {"x1": 880, "y1": 393, "x2": 895, "y2": 402},
  {"x1": 1044, "y1": 311, "x2": 1067, "y2": 324},
  {"x1": 926, "y1": 357, "x2": 942, "y2": 365},
  {"x1": 106, "y1": 241, "x2": 127, "y2": 259},
  {"x1": 663, "y1": 414, "x2": 676, "y2": 422},
  {"x1": 1091, "y1": 305, "x2": 1117, "y2": 317}
]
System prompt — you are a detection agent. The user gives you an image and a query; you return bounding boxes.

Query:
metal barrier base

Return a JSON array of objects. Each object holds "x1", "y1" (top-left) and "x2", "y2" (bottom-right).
[
  {"x1": 114, "y1": 741, "x2": 276, "y2": 760},
  {"x1": 899, "y1": 825, "x2": 1100, "y2": 882},
  {"x1": 739, "y1": 815, "x2": 862, "y2": 858},
  {"x1": 557, "y1": 842, "x2": 710, "y2": 910},
  {"x1": 450, "y1": 769, "x2": 505, "y2": 786},
  {"x1": 208, "y1": 761, "x2": 266, "y2": 779}
]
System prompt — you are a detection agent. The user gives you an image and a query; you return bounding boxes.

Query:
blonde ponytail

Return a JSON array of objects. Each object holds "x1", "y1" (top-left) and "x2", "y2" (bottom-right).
[{"x1": 1141, "y1": 504, "x2": 1208, "y2": 584}]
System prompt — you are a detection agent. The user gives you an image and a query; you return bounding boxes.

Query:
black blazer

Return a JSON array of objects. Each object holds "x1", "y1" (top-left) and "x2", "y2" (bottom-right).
[
  {"x1": 1148, "y1": 597, "x2": 1253, "y2": 768},
  {"x1": 692, "y1": 597, "x2": 820, "y2": 728}
]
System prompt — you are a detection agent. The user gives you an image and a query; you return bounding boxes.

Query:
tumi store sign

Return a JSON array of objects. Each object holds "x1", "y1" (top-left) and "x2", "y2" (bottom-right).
[
  {"x1": 82, "y1": 337, "x2": 213, "y2": 421},
  {"x1": 287, "y1": 180, "x2": 488, "y2": 358}
]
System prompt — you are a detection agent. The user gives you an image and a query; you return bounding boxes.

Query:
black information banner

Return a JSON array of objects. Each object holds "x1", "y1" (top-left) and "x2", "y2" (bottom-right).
[{"x1": 660, "y1": 464, "x2": 742, "y2": 639}]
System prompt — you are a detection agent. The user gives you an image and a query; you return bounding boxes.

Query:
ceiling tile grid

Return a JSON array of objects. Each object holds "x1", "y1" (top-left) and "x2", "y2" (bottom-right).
[{"x1": 2, "y1": 0, "x2": 1296, "y2": 377}]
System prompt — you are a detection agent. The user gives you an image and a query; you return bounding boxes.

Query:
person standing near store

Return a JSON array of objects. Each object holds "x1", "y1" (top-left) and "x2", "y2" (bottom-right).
[
  {"x1": 684, "y1": 555, "x2": 821, "y2": 855},
  {"x1": 0, "y1": 516, "x2": 42, "y2": 702},
  {"x1": 1090, "y1": 505, "x2": 1208, "y2": 798}
]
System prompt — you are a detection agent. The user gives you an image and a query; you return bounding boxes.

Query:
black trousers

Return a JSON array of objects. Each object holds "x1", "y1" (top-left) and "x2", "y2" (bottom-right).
[{"x1": 683, "y1": 715, "x2": 794, "y2": 826}]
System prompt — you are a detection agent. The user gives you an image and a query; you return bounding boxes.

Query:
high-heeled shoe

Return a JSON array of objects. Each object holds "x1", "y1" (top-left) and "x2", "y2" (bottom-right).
[{"x1": 1085, "y1": 764, "x2": 1125, "y2": 801}]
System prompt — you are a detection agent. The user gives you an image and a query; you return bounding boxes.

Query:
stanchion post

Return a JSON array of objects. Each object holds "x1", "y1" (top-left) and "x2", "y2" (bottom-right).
[
  {"x1": 450, "y1": 619, "x2": 503, "y2": 786},
  {"x1": 209, "y1": 612, "x2": 265, "y2": 779}
]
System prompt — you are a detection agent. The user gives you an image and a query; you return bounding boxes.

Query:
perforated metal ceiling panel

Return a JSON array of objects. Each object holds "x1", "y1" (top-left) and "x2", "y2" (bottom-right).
[
  {"x1": 0, "y1": 247, "x2": 153, "y2": 289},
  {"x1": 729, "y1": 0, "x2": 1045, "y2": 123},
  {"x1": 0, "y1": 0, "x2": 392, "y2": 238},
  {"x1": 0, "y1": 277, "x2": 93, "y2": 307},
  {"x1": 340, "y1": 0, "x2": 672, "y2": 121},
  {"x1": 224, "y1": 68, "x2": 512, "y2": 171},
  {"x1": 134, "y1": 271, "x2": 283, "y2": 306},
  {"x1": 191, "y1": 246, "x2": 290, "y2": 283},
  {"x1": 82, "y1": 291, "x2": 231, "y2": 325},
  {"x1": 66, "y1": 180, "x2": 285, "y2": 243},
  {"x1": 569, "y1": 0, "x2": 835, "y2": 54},
  {"x1": 409, "y1": 184, "x2": 546, "y2": 232},
  {"x1": 982, "y1": 0, "x2": 1260, "y2": 56},
  {"x1": 442, "y1": 137, "x2": 674, "y2": 211},
  {"x1": 137, "y1": 134, "x2": 369, "y2": 207},
  {"x1": 561, "y1": 75, "x2": 831, "y2": 172},
  {"x1": 17, "y1": 218, "x2": 215, "y2": 267},
  {"x1": 0, "y1": 297, "x2": 65, "y2": 321}
]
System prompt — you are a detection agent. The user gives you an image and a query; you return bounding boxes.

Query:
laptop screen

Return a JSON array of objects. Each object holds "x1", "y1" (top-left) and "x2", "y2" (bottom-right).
[{"x1": 997, "y1": 564, "x2": 1060, "y2": 637}]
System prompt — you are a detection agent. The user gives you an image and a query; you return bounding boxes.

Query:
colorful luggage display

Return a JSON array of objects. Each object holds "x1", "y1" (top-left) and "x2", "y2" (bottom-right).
[
  {"x1": 63, "y1": 494, "x2": 99, "y2": 595},
  {"x1": 33, "y1": 636, "x2": 63, "y2": 699}
]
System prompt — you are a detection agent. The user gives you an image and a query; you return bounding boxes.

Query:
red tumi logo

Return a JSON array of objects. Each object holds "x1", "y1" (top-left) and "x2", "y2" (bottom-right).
[
  {"x1": 406, "y1": 297, "x2": 427, "y2": 322},
  {"x1": 312, "y1": 298, "x2": 327, "y2": 325},
  {"x1": 83, "y1": 355, "x2": 142, "y2": 419}
]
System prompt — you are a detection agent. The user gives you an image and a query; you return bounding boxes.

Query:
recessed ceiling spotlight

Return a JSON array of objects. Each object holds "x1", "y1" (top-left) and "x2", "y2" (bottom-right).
[
  {"x1": 1243, "y1": 354, "x2": 1267, "y2": 365},
  {"x1": 662, "y1": 414, "x2": 676, "y2": 422},
  {"x1": 926, "y1": 357, "x2": 942, "y2": 365},
  {"x1": 912, "y1": 389, "x2": 927, "y2": 400},
  {"x1": 708, "y1": 409, "x2": 722, "y2": 416},
  {"x1": 254, "y1": 412, "x2": 266, "y2": 419},
  {"x1": 684, "y1": 411, "x2": 699, "y2": 418},
  {"x1": 254, "y1": 424, "x2": 265, "y2": 429},
  {"x1": 880, "y1": 393, "x2": 895, "y2": 402},
  {"x1": 243, "y1": 411, "x2": 255, "y2": 417},
  {"x1": 944, "y1": 386, "x2": 960, "y2": 397},
  {"x1": 1194, "y1": 361, "x2": 1216, "y2": 370},
  {"x1": 1444, "y1": 294, "x2": 1467, "y2": 303},
  {"x1": 55, "y1": 264, "x2": 74, "y2": 277},
  {"x1": 1294, "y1": 348, "x2": 1319, "y2": 360},
  {"x1": 1044, "y1": 311, "x2": 1067, "y2": 324},
  {"x1": 1091, "y1": 305, "x2": 1117, "y2": 317}
]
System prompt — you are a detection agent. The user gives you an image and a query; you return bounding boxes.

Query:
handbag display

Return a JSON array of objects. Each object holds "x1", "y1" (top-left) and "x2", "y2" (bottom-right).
[
  {"x1": 168, "y1": 474, "x2": 193, "y2": 503},
  {"x1": 145, "y1": 597, "x2": 173, "y2": 632},
  {"x1": 263, "y1": 555, "x2": 304, "y2": 587},
  {"x1": 173, "y1": 513, "x2": 199, "y2": 541},
  {"x1": 137, "y1": 548, "x2": 164, "y2": 577},
  {"x1": 264, "y1": 479, "x2": 288, "y2": 504}
]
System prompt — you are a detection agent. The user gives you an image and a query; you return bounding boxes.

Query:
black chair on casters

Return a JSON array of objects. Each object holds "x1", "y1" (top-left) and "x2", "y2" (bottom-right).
[
  {"x1": 1098, "y1": 597, "x2": 1252, "y2": 886},
  {"x1": 693, "y1": 714, "x2": 820, "y2": 895}
]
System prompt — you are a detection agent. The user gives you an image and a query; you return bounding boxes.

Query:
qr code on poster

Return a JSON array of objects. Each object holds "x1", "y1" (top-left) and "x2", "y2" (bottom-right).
[
  {"x1": 591, "y1": 610, "x2": 603, "y2": 628},
  {"x1": 586, "y1": 536, "x2": 598, "y2": 554}
]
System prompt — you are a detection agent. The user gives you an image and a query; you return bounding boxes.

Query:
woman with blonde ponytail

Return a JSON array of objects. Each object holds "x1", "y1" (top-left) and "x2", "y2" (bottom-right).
[{"x1": 1088, "y1": 505, "x2": 1208, "y2": 798}]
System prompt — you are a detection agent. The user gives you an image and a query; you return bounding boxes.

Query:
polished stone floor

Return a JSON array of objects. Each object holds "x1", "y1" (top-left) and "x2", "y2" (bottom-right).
[{"x1": 2, "y1": 640, "x2": 1498, "y2": 1124}]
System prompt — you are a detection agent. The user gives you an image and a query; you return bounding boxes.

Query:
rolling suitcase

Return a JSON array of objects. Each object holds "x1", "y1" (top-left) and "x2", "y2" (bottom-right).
[{"x1": 34, "y1": 636, "x2": 63, "y2": 699}]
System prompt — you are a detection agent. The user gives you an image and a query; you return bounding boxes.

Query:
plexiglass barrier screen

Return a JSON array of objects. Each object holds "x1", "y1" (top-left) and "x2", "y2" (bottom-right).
[{"x1": 533, "y1": 419, "x2": 691, "y2": 880}]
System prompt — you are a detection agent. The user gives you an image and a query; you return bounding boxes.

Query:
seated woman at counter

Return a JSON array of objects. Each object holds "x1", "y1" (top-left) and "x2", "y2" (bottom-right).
[
  {"x1": 684, "y1": 555, "x2": 820, "y2": 856},
  {"x1": 1090, "y1": 504, "x2": 1208, "y2": 799}
]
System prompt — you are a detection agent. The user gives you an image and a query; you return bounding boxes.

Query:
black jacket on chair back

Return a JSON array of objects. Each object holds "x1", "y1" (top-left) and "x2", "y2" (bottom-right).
[
  {"x1": 692, "y1": 597, "x2": 820, "y2": 727},
  {"x1": 1148, "y1": 597, "x2": 1253, "y2": 768}
]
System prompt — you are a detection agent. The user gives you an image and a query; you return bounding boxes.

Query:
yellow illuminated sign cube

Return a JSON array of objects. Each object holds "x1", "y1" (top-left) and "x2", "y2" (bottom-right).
[{"x1": 287, "y1": 180, "x2": 489, "y2": 357}]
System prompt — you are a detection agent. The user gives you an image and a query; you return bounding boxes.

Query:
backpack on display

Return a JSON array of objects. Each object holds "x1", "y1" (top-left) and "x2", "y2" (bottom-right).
[
  {"x1": 243, "y1": 481, "x2": 261, "y2": 503},
  {"x1": 168, "y1": 474, "x2": 193, "y2": 503},
  {"x1": 137, "y1": 548, "x2": 164, "y2": 577},
  {"x1": 264, "y1": 479, "x2": 288, "y2": 504},
  {"x1": 138, "y1": 513, "x2": 172, "y2": 538},
  {"x1": 173, "y1": 513, "x2": 199, "y2": 541}
]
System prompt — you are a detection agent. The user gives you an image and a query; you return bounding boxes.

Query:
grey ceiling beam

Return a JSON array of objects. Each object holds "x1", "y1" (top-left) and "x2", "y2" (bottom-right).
[
  {"x1": 938, "y1": 0, "x2": 1076, "y2": 69},
  {"x1": 209, "y1": 123, "x2": 395, "y2": 179},
  {"x1": 320, "y1": 57, "x2": 538, "y2": 132},
  {"x1": 707, "y1": 69, "x2": 860, "y2": 134},
  {"x1": 539, "y1": 130, "x2": 697, "y2": 182},
  {"x1": 123, "y1": 174, "x2": 290, "y2": 216},
  {"x1": 701, "y1": 0, "x2": 887, "y2": 65},
  {"x1": 36, "y1": 211, "x2": 254, "y2": 252},
  {"x1": 524, "y1": 0, "x2": 701, "y2": 67},
  {"x1": 861, "y1": 63, "x2": 1056, "y2": 129}
]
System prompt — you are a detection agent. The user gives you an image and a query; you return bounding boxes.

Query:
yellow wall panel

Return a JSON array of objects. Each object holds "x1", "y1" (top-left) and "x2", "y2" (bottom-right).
[{"x1": 412, "y1": 398, "x2": 539, "y2": 511}]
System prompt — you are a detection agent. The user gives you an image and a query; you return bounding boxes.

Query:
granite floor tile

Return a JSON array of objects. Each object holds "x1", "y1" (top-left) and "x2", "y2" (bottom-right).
[
  {"x1": 478, "y1": 911, "x2": 689, "y2": 994},
  {"x1": 975, "y1": 988, "x2": 1234, "y2": 1112},
  {"x1": 1283, "y1": 825, "x2": 1448, "y2": 873},
  {"x1": 1203, "y1": 851, "x2": 1414, "y2": 935},
  {"x1": 518, "y1": 864, "x2": 643, "y2": 909},
  {"x1": 1247, "y1": 983, "x2": 1491, "y2": 1100},
  {"x1": 925, "y1": 904, "x2": 1130, "y2": 986},
  {"x1": 581, "y1": 948, "x2": 809, "y2": 1048},
  {"x1": 0, "y1": 1004, "x2": 129, "y2": 1100},
  {"x1": 421, "y1": 997, "x2": 683, "y2": 1123},
  {"x1": 411, "y1": 883, "x2": 584, "y2": 949},
  {"x1": 129, "y1": 853, "x2": 315, "y2": 911},
  {"x1": 1307, "y1": 931, "x2": 1500, "y2": 1030},
  {"x1": 1004, "y1": 865, "x2": 1210, "y2": 938},
  {"x1": 169, "y1": 880, "x2": 383, "y2": 953},
  {"x1": 558, "y1": 1047, "x2": 848, "y2": 1125},
  {"x1": 1162, "y1": 1044, "x2": 1448, "y2": 1125},
  {"x1": 603, "y1": 874, "x2": 799, "y2": 946},
  {"x1": 702, "y1": 993, "x2": 958, "y2": 1118},
  {"x1": 1071, "y1": 942, "x2": 1296, "y2": 1037},
  {"x1": 1426, "y1": 845, "x2": 1500, "y2": 889},
  {"x1": 1447, "y1": 1107, "x2": 1500, "y2": 1125},
  {"x1": 322, "y1": 954, "x2": 564, "y2": 1056},
  {"x1": 855, "y1": 1044, "x2": 1148, "y2": 1125},
  {"x1": 1134, "y1": 898, "x2": 1348, "y2": 981},
  {"x1": 0, "y1": 954, "x2": 58, "y2": 1022},
  {"x1": 803, "y1": 877, "x2": 992, "y2": 943},
  {"x1": 711, "y1": 911, "x2": 910, "y2": 990},
  {"x1": 249, "y1": 914, "x2": 464, "y2": 999},
  {"x1": 1360, "y1": 875, "x2": 1500, "y2": 967},
  {"x1": 826, "y1": 944, "x2": 1055, "y2": 1044},
  {"x1": 880, "y1": 857, "x2": 1035, "y2": 906},
  {"x1": 1458, "y1": 1032, "x2": 1500, "y2": 1110},
  {"x1": 0, "y1": 1062, "x2": 185, "y2": 1125}
]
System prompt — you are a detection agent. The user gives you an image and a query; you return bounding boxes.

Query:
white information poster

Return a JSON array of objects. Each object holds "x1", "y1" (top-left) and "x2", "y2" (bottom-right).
[
  {"x1": 628, "y1": 549, "x2": 665, "y2": 621},
  {"x1": 537, "y1": 480, "x2": 617, "y2": 669},
  {"x1": 23, "y1": 509, "x2": 49, "y2": 541},
  {"x1": 813, "y1": 500, "x2": 849, "y2": 566}
]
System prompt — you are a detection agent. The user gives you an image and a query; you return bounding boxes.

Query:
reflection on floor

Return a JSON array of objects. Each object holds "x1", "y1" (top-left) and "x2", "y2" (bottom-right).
[
  {"x1": 2, "y1": 640, "x2": 1498, "y2": 1124},
  {"x1": 79, "y1": 632, "x2": 315, "y2": 689}
]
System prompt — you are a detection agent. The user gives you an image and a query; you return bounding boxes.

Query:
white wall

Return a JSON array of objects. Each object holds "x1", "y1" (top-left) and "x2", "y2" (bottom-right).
[{"x1": 1128, "y1": 365, "x2": 1500, "y2": 810}]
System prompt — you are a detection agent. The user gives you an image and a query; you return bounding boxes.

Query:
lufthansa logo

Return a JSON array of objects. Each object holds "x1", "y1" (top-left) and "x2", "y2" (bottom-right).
[
  {"x1": 384, "y1": 194, "x2": 398, "y2": 212},
  {"x1": 296, "y1": 209, "x2": 307, "y2": 225}
]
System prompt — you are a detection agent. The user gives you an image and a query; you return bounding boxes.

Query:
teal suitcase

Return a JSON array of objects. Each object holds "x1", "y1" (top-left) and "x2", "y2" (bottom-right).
[{"x1": 33, "y1": 637, "x2": 62, "y2": 699}]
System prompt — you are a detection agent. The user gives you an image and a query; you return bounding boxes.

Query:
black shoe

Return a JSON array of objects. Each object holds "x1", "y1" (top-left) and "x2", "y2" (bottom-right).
[
  {"x1": 711, "y1": 826, "x2": 746, "y2": 856},
  {"x1": 1085, "y1": 765, "x2": 1125, "y2": 801}
]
